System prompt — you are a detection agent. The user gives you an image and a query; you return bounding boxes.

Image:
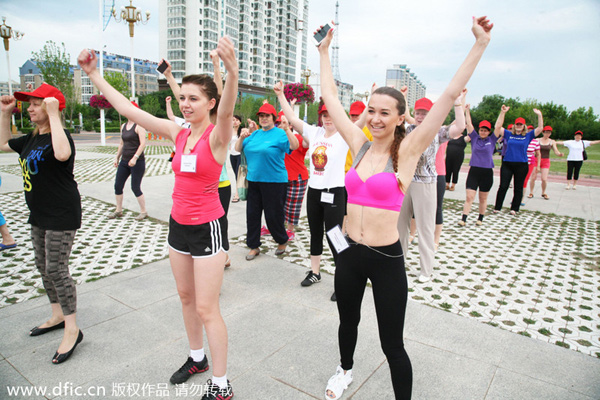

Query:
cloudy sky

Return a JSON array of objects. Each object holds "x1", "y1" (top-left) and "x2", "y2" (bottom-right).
[{"x1": 1, "y1": 0, "x2": 599, "y2": 114}]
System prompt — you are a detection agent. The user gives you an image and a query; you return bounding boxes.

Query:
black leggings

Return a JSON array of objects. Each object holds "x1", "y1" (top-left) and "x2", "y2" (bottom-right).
[
  {"x1": 306, "y1": 187, "x2": 346, "y2": 259},
  {"x1": 336, "y1": 238, "x2": 412, "y2": 399},
  {"x1": 230, "y1": 154, "x2": 241, "y2": 182},
  {"x1": 115, "y1": 158, "x2": 145, "y2": 197},
  {"x1": 567, "y1": 161, "x2": 583, "y2": 181},
  {"x1": 435, "y1": 175, "x2": 446, "y2": 225},
  {"x1": 246, "y1": 181, "x2": 288, "y2": 249},
  {"x1": 445, "y1": 151, "x2": 464, "y2": 184},
  {"x1": 494, "y1": 161, "x2": 528, "y2": 212}
]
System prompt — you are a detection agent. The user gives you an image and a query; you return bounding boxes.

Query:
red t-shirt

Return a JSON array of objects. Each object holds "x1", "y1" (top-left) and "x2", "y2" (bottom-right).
[{"x1": 284, "y1": 133, "x2": 309, "y2": 181}]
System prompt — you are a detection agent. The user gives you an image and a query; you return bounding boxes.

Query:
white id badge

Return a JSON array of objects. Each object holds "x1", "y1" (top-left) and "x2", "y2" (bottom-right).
[
  {"x1": 321, "y1": 192, "x2": 334, "y2": 204},
  {"x1": 326, "y1": 225, "x2": 350, "y2": 253},
  {"x1": 181, "y1": 154, "x2": 197, "y2": 173}
]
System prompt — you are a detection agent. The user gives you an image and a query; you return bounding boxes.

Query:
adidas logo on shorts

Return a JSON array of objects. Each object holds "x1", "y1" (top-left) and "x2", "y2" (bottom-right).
[{"x1": 204, "y1": 247, "x2": 211, "y2": 252}]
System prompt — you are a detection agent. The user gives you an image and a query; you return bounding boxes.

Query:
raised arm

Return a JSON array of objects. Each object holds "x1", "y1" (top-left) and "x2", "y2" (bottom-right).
[
  {"x1": 161, "y1": 59, "x2": 181, "y2": 99},
  {"x1": 210, "y1": 50, "x2": 224, "y2": 95},
  {"x1": 465, "y1": 103, "x2": 474, "y2": 134},
  {"x1": 533, "y1": 108, "x2": 544, "y2": 136},
  {"x1": 210, "y1": 36, "x2": 239, "y2": 153},
  {"x1": 495, "y1": 104, "x2": 509, "y2": 137},
  {"x1": 165, "y1": 96, "x2": 177, "y2": 123},
  {"x1": 400, "y1": 86, "x2": 415, "y2": 125},
  {"x1": 403, "y1": 17, "x2": 492, "y2": 163},
  {"x1": 78, "y1": 50, "x2": 179, "y2": 142},
  {"x1": 0, "y1": 96, "x2": 16, "y2": 152},
  {"x1": 318, "y1": 25, "x2": 368, "y2": 157},
  {"x1": 44, "y1": 98, "x2": 71, "y2": 161},
  {"x1": 589, "y1": 140, "x2": 600, "y2": 146},
  {"x1": 274, "y1": 80, "x2": 304, "y2": 133},
  {"x1": 448, "y1": 89, "x2": 467, "y2": 138}
]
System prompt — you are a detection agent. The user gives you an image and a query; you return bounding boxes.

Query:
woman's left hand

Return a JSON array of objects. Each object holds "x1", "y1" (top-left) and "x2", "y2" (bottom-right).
[
  {"x1": 533, "y1": 108, "x2": 542, "y2": 116},
  {"x1": 216, "y1": 36, "x2": 237, "y2": 72},
  {"x1": 43, "y1": 97, "x2": 60, "y2": 116},
  {"x1": 128, "y1": 158, "x2": 137, "y2": 167}
]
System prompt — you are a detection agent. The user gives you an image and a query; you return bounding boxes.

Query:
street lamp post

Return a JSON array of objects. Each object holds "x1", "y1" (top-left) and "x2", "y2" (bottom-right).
[
  {"x1": 301, "y1": 68, "x2": 311, "y2": 122},
  {"x1": 0, "y1": 16, "x2": 24, "y2": 130},
  {"x1": 112, "y1": 0, "x2": 150, "y2": 101}
]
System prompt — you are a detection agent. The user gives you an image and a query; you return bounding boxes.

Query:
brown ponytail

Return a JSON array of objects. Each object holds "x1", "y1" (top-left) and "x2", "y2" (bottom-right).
[{"x1": 371, "y1": 86, "x2": 407, "y2": 190}]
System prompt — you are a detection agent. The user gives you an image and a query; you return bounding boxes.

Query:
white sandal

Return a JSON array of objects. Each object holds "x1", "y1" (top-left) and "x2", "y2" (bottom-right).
[{"x1": 325, "y1": 365, "x2": 353, "y2": 400}]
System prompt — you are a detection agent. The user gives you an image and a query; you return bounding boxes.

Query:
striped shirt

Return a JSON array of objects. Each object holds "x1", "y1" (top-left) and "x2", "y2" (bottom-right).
[{"x1": 527, "y1": 139, "x2": 540, "y2": 164}]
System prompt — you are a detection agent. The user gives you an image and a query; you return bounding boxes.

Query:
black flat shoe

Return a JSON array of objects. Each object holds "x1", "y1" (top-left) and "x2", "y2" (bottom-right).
[
  {"x1": 52, "y1": 330, "x2": 83, "y2": 364},
  {"x1": 29, "y1": 321, "x2": 65, "y2": 336}
]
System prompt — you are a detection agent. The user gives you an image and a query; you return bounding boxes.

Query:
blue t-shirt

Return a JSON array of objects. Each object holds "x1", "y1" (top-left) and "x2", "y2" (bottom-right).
[
  {"x1": 243, "y1": 127, "x2": 291, "y2": 183},
  {"x1": 503, "y1": 129, "x2": 535, "y2": 162},
  {"x1": 469, "y1": 130, "x2": 498, "y2": 169}
]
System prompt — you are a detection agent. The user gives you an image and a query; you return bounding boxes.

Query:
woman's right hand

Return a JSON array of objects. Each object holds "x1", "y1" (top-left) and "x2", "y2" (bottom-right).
[
  {"x1": 0, "y1": 96, "x2": 16, "y2": 113},
  {"x1": 166, "y1": 96, "x2": 172, "y2": 103},
  {"x1": 77, "y1": 49, "x2": 98, "y2": 75},
  {"x1": 247, "y1": 119, "x2": 257, "y2": 133},
  {"x1": 501, "y1": 104, "x2": 510, "y2": 113},
  {"x1": 273, "y1": 80, "x2": 284, "y2": 96},
  {"x1": 114, "y1": 156, "x2": 119, "y2": 168},
  {"x1": 240, "y1": 127, "x2": 250, "y2": 139},
  {"x1": 316, "y1": 23, "x2": 335, "y2": 52}
]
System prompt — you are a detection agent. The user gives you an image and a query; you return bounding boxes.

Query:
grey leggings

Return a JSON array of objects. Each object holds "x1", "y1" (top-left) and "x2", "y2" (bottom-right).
[{"x1": 31, "y1": 226, "x2": 77, "y2": 315}]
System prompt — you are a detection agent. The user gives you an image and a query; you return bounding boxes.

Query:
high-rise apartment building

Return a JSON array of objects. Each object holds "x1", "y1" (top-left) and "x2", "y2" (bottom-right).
[
  {"x1": 159, "y1": 0, "x2": 309, "y2": 88},
  {"x1": 385, "y1": 64, "x2": 426, "y2": 109}
]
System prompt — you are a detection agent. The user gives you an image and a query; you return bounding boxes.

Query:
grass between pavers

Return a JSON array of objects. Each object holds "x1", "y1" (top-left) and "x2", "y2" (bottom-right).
[
  {"x1": 0, "y1": 193, "x2": 169, "y2": 308},
  {"x1": 232, "y1": 198, "x2": 600, "y2": 357},
  {"x1": 0, "y1": 156, "x2": 174, "y2": 184}
]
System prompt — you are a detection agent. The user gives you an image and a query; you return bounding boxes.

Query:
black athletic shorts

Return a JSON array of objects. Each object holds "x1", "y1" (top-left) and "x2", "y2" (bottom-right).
[
  {"x1": 466, "y1": 166, "x2": 494, "y2": 192},
  {"x1": 168, "y1": 215, "x2": 227, "y2": 258}
]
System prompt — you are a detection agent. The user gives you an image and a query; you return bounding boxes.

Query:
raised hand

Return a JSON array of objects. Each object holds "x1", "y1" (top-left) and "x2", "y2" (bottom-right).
[
  {"x1": 533, "y1": 108, "x2": 542, "y2": 116},
  {"x1": 400, "y1": 85, "x2": 408, "y2": 98},
  {"x1": 501, "y1": 104, "x2": 510, "y2": 113},
  {"x1": 216, "y1": 36, "x2": 237, "y2": 72},
  {"x1": 77, "y1": 49, "x2": 97, "y2": 75},
  {"x1": 240, "y1": 127, "x2": 251, "y2": 139},
  {"x1": 273, "y1": 80, "x2": 284, "y2": 96},
  {"x1": 43, "y1": 97, "x2": 60, "y2": 116},
  {"x1": 247, "y1": 119, "x2": 257, "y2": 133},
  {"x1": 316, "y1": 23, "x2": 335, "y2": 51},
  {"x1": 465, "y1": 103, "x2": 471, "y2": 111},
  {"x1": 0, "y1": 95, "x2": 16, "y2": 113},
  {"x1": 161, "y1": 59, "x2": 172, "y2": 76},
  {"x1": 166, "y1": 96, "x2": 172, "y2": 103},
  {"x1": 472, "y1": 16, "x2": 493, "y2": 43}
]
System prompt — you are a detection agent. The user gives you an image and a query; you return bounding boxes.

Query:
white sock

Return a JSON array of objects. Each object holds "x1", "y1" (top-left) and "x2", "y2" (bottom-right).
[
  {"x1": 190, "y1": 348, "x2": 205, "y2": 362},
  {"x1": 212, "y1": 374, "x2": 228, "y2": 389}
]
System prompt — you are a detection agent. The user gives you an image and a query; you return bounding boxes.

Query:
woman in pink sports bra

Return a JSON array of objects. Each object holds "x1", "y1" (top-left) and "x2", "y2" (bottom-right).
[
  {"x1": 317, "y1": 17, "x2": 493, "y2": 400},
  {"x1": 78, "y1": 37, "x2": 237, "y2": 398}
]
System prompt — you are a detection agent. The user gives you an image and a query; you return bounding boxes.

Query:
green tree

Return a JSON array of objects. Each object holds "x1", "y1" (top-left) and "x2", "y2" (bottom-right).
[{"x1": 31, "y1": 41, "x2": 76, "y2": 126}]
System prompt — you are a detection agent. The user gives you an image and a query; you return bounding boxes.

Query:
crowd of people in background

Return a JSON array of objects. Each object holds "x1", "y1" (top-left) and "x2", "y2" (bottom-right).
[{"x1": 2, "y1": 13, "x2": 600, "y2": 400}]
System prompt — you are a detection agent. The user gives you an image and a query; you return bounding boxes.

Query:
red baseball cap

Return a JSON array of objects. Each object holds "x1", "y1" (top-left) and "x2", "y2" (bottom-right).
[
  {"x1": 276, "y1": 110, "x2": 284, "y2": 123},
  {"x1": 527, "y1": 125, "x2": 533, "y2": 130},
  {"x1": 256, "y1": 103, "x2": 277, "y2": 117},
  {"x1": 479, "y1": 120, "x2": 492, "y2": 130},
  {"x1": 14, "y1": 83, "x2": 66, "y2": 111},
  {"x1": 514, "y1": 117, "x2": 526, "y2": 125},
  {"x1": 574, "y1": 130, "x2": 583, "y2": 136},
  {"x1": 349, "y1": 101, "x2": 365, "y2": 116},
  {"x1": 507, "y1": 124, "x2": 513, "y2": 129},
  {"x1": 318, "y1": 104, "x2": 328, "y2": 115},
  {"x1": 414, "y1": 98, "x2": 433, "y2": 111},
  {"x1": 543, "y1": 126, "x2": 552, "y2": 132}
]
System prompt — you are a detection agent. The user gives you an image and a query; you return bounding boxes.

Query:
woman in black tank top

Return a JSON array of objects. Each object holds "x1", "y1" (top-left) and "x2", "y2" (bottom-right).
[{"x1": 108, "y1": 102, "x2": 148, "y2": 220}]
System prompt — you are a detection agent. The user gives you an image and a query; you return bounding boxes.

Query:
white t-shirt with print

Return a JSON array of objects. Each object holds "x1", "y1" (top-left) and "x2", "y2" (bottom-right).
[{"x1": 302, "y1": 122, "x2": 349, "y2": 189}]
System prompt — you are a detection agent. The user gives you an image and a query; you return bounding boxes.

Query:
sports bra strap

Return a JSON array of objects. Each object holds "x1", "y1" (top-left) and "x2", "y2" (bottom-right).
[{"x1": 351, "y1": 141, "x2": 395, "y2": 173}]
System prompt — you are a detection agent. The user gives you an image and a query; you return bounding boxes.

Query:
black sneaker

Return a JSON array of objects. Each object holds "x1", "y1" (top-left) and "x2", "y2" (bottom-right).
[
  {"x1": 170, "y1": 356, "x2": 209, "y2": 384},
  {"x1": 330, "y1": 292, "x2": 337, "y2": 302},
  {"x1": 202, "y1": 379, "x2": 234, "y2": 400},
  {"x1": 301, "y1": 271, "x2": 321, "y2": 287}
]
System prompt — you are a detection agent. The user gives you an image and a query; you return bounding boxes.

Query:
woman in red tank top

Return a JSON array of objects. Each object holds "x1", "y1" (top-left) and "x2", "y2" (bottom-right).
[{"x1": 79, "y1": 37, "x2": 238, "y2": 398}]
